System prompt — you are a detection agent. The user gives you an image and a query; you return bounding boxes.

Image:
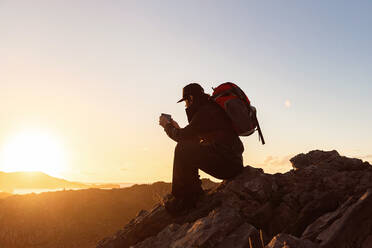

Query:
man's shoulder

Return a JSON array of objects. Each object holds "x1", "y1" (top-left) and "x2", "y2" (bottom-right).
[
  {"x1": 200, "y1": 100, "x2": 221, "y2": 112},
  {"x1": 195, "y1": 100, "x2": 227, "y2": 121}
]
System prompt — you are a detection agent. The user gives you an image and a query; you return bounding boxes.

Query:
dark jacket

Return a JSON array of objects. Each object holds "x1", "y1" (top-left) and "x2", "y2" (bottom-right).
[{"x1": 164, "y1": 95, "x2": 244, "y2": 156}]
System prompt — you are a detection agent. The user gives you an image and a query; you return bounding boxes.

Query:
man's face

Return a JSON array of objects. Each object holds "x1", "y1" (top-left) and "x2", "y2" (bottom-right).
[{"x1": 185, "y1": 95, "x2": 193, "y2": 108}]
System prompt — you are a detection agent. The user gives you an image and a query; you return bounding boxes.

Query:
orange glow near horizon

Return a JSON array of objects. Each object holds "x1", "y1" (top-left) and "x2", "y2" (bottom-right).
[{"x1": 0, "y1": 129, "x2": 67, "y2": 177}]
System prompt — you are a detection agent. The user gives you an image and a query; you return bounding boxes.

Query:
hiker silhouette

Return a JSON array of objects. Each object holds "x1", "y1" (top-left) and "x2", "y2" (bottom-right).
[{"x1": 159, "y1": 83, "x2": 244, "y2": 214}]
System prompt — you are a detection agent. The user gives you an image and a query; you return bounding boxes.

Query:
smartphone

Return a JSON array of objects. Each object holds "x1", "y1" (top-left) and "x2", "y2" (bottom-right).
[{"x1": 161, "y1": 113, "x2": 172, "y2": 121}]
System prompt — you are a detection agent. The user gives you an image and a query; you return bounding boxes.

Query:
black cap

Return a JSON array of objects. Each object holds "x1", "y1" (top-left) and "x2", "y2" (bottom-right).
[{"x1": 177, "y1": 83, "x2": 204, "y2": 103}]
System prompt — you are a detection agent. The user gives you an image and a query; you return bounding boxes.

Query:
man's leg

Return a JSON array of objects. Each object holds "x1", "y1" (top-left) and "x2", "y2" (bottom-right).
[
  {"x1": 198, "y1": 142, "x2": 244, "y2": 179},
  {"x1": 172, "y1": 141, "x2": 203, "y2": 199},
  {"x1": 171, "y1": 141, "x2": 243, "y2": 199}
]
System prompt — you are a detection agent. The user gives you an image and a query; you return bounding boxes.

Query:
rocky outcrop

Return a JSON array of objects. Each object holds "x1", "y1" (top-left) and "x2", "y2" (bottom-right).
[
  {"x1": 265, "y1": 234, "x2": 318, "y2": 248},
  {"x1": 97, "y1": 150, "x2": 372, "y2": 248}
]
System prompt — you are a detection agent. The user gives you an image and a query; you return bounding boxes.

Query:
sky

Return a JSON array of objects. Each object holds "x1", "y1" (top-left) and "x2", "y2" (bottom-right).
[{"x1": 0, "y1": 0, "x2": 371, "y2": 183}]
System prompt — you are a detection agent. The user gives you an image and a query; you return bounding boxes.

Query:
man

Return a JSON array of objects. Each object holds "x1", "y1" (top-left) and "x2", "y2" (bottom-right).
[{"x1": 159, "y1": 83, "x2": 244, "y2": 214}]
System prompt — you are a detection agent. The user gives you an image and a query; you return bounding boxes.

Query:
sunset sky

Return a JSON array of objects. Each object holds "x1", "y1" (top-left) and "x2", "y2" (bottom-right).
[{"x1": 1, "y1": 1, "x2": 371, "y2": 183}]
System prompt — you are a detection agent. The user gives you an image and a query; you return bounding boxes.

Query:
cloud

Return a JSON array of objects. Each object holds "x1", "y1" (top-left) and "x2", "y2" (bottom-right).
[
  {"x1": 267, "y1": 155, "x2": 293, "y2": 166},
  {"x1": 260, "y1": 155, "x2": 293, "y2": 167},
  {"x1": 257, "y1": 154, "x2": 294, "y2": 173},
  {"x1": 264, "y1": 156, "x2": 274, "y2": 163},
  {"x1": 361, "y1": 154, "x2": 372, "y2": 161},
  {"x1": 284, "y1": 100, "x2": 291, "y2": 108}
]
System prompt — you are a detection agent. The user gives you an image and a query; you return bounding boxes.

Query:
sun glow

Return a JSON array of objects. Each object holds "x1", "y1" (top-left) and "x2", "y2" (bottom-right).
[{"x1": 0, "y1": 130, "x2": 67, "y2": 177}]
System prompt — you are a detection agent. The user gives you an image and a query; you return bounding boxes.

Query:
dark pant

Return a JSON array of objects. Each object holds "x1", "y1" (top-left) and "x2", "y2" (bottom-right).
[{"x1": 172, "y1": 140, "x2": 243, "y2": 199}]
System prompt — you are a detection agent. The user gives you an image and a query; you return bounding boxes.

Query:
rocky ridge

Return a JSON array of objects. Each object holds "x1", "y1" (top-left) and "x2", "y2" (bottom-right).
[{"x1": 97, "y1": 150, "x2": 372, "y2": 248}]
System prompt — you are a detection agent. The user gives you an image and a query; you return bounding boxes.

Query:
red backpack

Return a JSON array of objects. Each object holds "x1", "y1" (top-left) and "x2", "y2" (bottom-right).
[{"x1": 211, "y1": 82, "x2": 265, "y2": 145}]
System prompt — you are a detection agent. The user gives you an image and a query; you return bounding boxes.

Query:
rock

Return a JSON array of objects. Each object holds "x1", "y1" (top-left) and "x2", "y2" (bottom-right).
[
  {"x1": 131, "y1": 223, "x2": 191, "y2": 248},
  {"x1": 303, "y1": 189, "x2": 372, "y2": 248},
  {"x1": 216, "y1": 222, "x2": 262, "y2": 248},
  {"x1": 170, "y1": 207, "x2": 242, "y2": 248},
  {"x1": 318, "y1": 189, "x2": 372, "y2": 248},
  {"x1": 268, "y1": 202, "x2": 298, "y2": 237},
  {"x1": 133, "y1": 207, "x2": 244, "y2": 248},
  {"x1": 97, "y1": 193, "x2": 223, "y2": 248},
  {"x1": 285, "y1": 191, "x2": 341, "y2": 237},
  {"x1": 302, "y1": 196, "x2": 356, "y2": 241},
  {"x1": 265, "y1": 233, "x2": 319, "y2": 248},
  {"x1": 361, "y1": 235, "x2": 372, "y2": 248},
  {"x1": 290, "y1": 150, "x2": 370, "y2": 172},
  {"x1": 97, "y1": 150, "x2": 372, "y2": 248},
  {"x1": 290, "y1": 150, "x2": 340, "y2": 170}
]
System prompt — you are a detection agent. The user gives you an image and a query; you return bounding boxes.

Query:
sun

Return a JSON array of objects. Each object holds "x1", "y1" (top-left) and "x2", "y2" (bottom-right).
[{"x1": 0, "y1": 129, "x2": 67, "y2": 177}]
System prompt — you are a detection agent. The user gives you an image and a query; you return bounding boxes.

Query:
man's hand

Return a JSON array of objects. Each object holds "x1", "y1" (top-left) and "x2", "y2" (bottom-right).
[
  {"x1": 171, "y1": 119, "x2": 180, "y2": 129},
  {"x1": 159, "y1": 115, "x2": 170, "y2": 128}
]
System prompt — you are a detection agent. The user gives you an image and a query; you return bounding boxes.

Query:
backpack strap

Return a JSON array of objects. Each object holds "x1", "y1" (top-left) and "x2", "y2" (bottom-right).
[{"x1": 255, "y1": 115, "x2": 265, "y2": 145}]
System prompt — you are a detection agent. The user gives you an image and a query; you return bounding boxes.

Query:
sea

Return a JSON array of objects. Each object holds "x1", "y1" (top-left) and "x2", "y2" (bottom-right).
[{"x1": 12, "y1": 183, "x2": 135, "y2": 195}]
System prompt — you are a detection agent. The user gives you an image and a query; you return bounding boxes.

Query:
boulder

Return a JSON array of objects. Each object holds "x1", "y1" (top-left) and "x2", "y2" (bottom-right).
[{"x1": 290, "y1": 150, "x2": 340, "y2": 170}]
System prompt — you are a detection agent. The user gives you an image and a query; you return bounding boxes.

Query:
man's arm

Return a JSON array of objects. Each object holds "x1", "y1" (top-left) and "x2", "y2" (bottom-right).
[
  {"x1": 164, "y1": 122, "x2": 200, "y2": 143},
  {"x1": 160, "y1": 105, "x2": 209, "y2": 142}
]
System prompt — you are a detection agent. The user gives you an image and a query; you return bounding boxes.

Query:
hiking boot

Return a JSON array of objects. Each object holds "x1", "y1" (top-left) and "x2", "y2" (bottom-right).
[
  {"x1": 163, "y1": 191, "x2": 205, "y2": 216},
  {"x1": 164, "y1": 196, "x2": 195, "y2": 215}
]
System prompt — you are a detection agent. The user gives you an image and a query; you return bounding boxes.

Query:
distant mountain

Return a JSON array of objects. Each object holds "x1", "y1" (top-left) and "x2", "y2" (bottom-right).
[
  {"x1": 0, "y1": 179, "x2": 218, "y2": 248},
  {"x1": 0, "y1": 192, "x2": 11, "y2": 199},
  {"x1": 0, "y1": 171, "x2": 119, "y2": 193}
]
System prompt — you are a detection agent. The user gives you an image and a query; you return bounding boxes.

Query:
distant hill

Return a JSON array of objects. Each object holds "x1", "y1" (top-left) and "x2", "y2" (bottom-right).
[
  {"x1": 0, "y1": 179, "x2": 218, "y2": 248},
  {"x1": 0, "y1": 192, "x2": 11, "y2": 199},
  {"x1": 0, "y1": 171, "x2": 119, "y2": 193}
]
